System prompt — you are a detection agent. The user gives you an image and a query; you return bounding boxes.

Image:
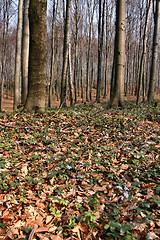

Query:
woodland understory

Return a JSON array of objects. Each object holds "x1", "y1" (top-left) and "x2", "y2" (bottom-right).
[{"x1": 0, "y1": 100, "x2": 160, "y2": 240}]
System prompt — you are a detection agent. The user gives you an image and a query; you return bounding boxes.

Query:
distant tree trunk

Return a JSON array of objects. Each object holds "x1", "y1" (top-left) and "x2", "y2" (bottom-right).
[
  {"x1": 25, "y1": 0, "x2": 47, "y2": 112},
  {"x1": 136, "y1": 0, "x2": 151, "y2": 104},
  {"x1": 73, "y1": 0, "x2": 78, "y2": 104},
  {"x1": 148, "y1": 0, "x2": 160, "y2": 104},
  {"x1": 68, "y1": 19, "x2": 74, "y2": 106},
  {"x1": 21, "y1": 0, "x2": 29, "y2": 105},
  {"x1": 0, "y1": 0, "x2": 7, "y2": 111},
  {"x1": 13, "y1": 0, "x2": 23, "y2": 110},
  {"x1": 60, "y1": 0, "x2": 71, "y2": 107},
  {"x1": 86, "y1": 0, "x2": 96, "y2": 102},
  {"x1": 110, "y1": 0, "x2": 125, "y2": 107},
  {"x1": 48, "y1": 0, "x2": 58, "y2": 107},
  {"x1": 89, "y1": 58, "x2": 94, "y2": 101},
  {"x1": 103, "y1": 2, "x2": 109, "y2": 99},
  {"x1": 68, "y1": 44, "x2": 74, "y2": 106},
  {"x1": 96, "y1": 0, "x2": 105, "y2": 103}
]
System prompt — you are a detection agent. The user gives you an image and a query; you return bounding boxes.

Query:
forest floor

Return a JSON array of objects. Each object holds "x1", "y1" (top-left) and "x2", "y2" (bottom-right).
[{"x1": 0, "y1": 95, "x2": 160, "y2": 240}]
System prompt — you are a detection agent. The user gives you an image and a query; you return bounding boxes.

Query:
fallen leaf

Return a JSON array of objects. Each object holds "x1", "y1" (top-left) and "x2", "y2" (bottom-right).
[
  {"x1": 147, "y1": 232, "x2": 159, "y2": 239},
  {"x1": 46, "y1": 215, "x2": 53, "y2": 224}
]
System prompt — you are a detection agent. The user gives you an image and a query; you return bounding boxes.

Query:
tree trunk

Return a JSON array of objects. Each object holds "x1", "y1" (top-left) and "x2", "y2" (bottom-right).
[
  {"x1": 96, "y1": 0, "x2": 105, "y2": 103},
  {"x1": 13, "y1": 0, "x2": 23, "y2": 110},
  {"x1": 110, "y1": 0, "x2": 125, "y2": 107},
  {"x1": 103, "y1": 2, "x2": 109, "y2": 99},
  {"x1": 0, "y1": 0, "x2": 7, "y2": 111},
  {"x1": 86, "y1": 0, "x2": 95, "y2": 102},
  {"x1": 147, "y1": 0, "x2": 160, "y2": 104},
  {"x1": 68, "y1": 23, "x2": 74, "y2": 106},
  {"x1": 73, "y1": 0, "x2": 78, "y2": 104},
  {"x1": 60, "y1": 0, "x2": 71, "y2": 107},
  {"x1": 136, "y1": 0, "x2": 151, "y2": 104},
  {"x1": 21, "y1": 0, "x2": 29, "y2": 105},
  {"x1": 25, "y1": 0, "x2": 47, "y2": 112},
  {"x1": 48, "y1": 0, "x2": 58, "y2": 108}
]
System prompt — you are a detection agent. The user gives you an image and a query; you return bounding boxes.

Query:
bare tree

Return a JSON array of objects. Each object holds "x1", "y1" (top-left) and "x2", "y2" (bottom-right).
[
  {"x1": 25, "y1": 0, "x2": 47, "y2": 112},
  {"x1": 96, "y1": 0, "x2": 105, "y2": 103},
  {"x1": 21, "y1": 0, "x2": 29, "y2": 105},
  {"x1": 148, "y1": 0, "x2": 160, "y2": 104},
  {"x1": 48, "y1": 0, "x2": 59, "y2": 107},
  {"x1": 60, "y1": 0, "x2": 71, "y2": 107},
  {"x1": 13, "y1": 0, "x2": 23, "y2": 110},
  {"x1": 86, "y1": 0, "x2": 96, "y2": 102},
  {"x1": 136, "y1": 0, "x2": 152, "y2": 104},
  {"x1": 110, "y1": 0, "x2": 125, "y2": 107}
]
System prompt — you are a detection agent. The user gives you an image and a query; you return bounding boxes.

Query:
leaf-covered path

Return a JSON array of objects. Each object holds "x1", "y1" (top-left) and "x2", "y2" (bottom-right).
[{"x1": 0, "y1": 103, "x2": 160, "y2": 240}]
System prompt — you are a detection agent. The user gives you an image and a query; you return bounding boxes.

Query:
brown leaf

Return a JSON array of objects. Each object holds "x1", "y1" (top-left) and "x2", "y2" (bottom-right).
[
  {"x1": 36, "y1": 234, "x2": 50, "y2": 240},
  {"x1": 50, "y1": 235, "x2": 63, "y2": 240},
  {"x1": 147, "y1": 232, "x2": 159, "y2": 240},
  {"x1": 156, "y1": 219, "x2": 160, "y2": 227},
  {"x1": 46, "y1": 215, "x2": 53, "y2": 224},
  {"x1": 35, "y1": 227, "x2": 49, "y2": 233},
  {"x1": 48, "y1": 226, "x2": 57, "y2": 232},
  {"x1": 120, "y1": 164, "x2": 129, "y2": 170},
  {"x1": 72, "y1": 225, "x2": 81, "y2": 239}
]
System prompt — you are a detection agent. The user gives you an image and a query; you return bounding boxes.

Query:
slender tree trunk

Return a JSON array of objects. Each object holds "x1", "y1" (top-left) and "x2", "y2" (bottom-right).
[
  {"x1": 48, "y1": 0, "x2": 58, "y2": 107},
  {"x1": 86, "y1": 22, "x2": 92, "y2": 102},
  {"x1": 89, "y1": 59, "x2": 94, "y2": 101},
  {"x1": 0, "y1": 0, "x2": 7, "y2": 111},
  {"x1": 13, "y1": 0, "x2": 23, "y2": 110},
  {"x1": 60, "y1": 0, "x2": 71, "y2": 107},
  {"x1": 103, "y1": 2, "x2": 109, "y2": 99},
  {"x1": 96, "y1": 0, "x2": 105, "y2": 103},
  {"x1": 86, "y1": 0, "x2": 95, "y2": 102},
  {"x1": 68, "y1": 24, "x2": 74, "y2": 106},
  {"x1": 21, "y1": 0, "x2": 29, "y2": 105},
  {"x1": 148, "y1": 0, "x2": 160, "y2": 104},
  {"x1": 110, "y1": 0, "x2": 125, "y2": 107},
  {"x1": 136, "y1": 0, "x2": 151, "y2": 104},
  {"x1": 125, "y1": 40, "x2": 130, "y2": 96},
  {"x1": 73, "y1": 0, "x2": 78, "y2": 104},
  {"x1": 25, "y1": 0, "x2": 47, "y2": 112}
]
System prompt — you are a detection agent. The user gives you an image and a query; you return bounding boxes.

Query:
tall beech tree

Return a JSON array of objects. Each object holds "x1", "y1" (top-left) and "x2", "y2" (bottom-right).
[
  {"x1": 110, "y1": 0, "x2": 125, "y2": 107},
  {"x1": 136, "y1": 0, "x2": 152, "y2": 104},
  {"x1": 25, "y1": 0, "x2": 47, "y2": 112},
  {"x1": 96, "y1": 0, "x2": 105, "y2": 103},
  {"x1": 13, "y1": 0, "x2": 23, "y2": 110},
  {"x1": 21, "y1": 0, "x2": 29, "y2": 105},
  {"x1": 148, "y1": 0, "x2": 160, "y2": 104},
  {"x1": 60, "y1": 0, "x2": 71, "y2": 107},
  {"x1": 48, "y1": 0, "x2": 58, "y2": 108}
]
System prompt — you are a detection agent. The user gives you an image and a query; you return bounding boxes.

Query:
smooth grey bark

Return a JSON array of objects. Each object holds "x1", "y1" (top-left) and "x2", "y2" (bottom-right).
[
  {"x1": 68, "y1": 40, "x2": 74, "y2": 106},
  {"x1": 103, "y1": 2, "x2": 109, "y2": 99},
  {"x1": 48, "y1": 0, "x2": 58, "y2": 107},
  {"x1": 147, "y1": 0, "x2": 160, "y2": 103},
  {"x1": 73, "y1": 0, "x2": 78, "y2": 104},
  {"x1": 60, "y1": 0, "x2": 71, "y2": 107},
  {"x1": 86, "y1": 0, "x2": 96, "y2": 102},
  {"x1": 96, "y1": 0, "x2": 105, "y2": 103},
  {"x1": 25, "y1": 0, "x2": 47, "y2": 112},
  {"x1": 21, "y1": 0, "x2": 29, "y2": 105},
  {"x1": 136, "y1": 0, "x2": 151, "y2": 104},
  {"x1": 68, "y1": 15, "x2": 74, "y2": 106},
  {"x1": 13, "y1": 0, "x2": 23, "y2": 110},
  {"x1": 110, "y1": 0, "x2": 125, "y2": 107},
  {"x1": 0, "y1": 0, "x2": 7, "y2": 111}
]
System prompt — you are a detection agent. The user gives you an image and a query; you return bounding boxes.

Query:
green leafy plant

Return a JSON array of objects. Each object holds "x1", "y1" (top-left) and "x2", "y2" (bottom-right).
[{"x1": 49, "y1": 206, "x2": 61, "y2": 217}]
